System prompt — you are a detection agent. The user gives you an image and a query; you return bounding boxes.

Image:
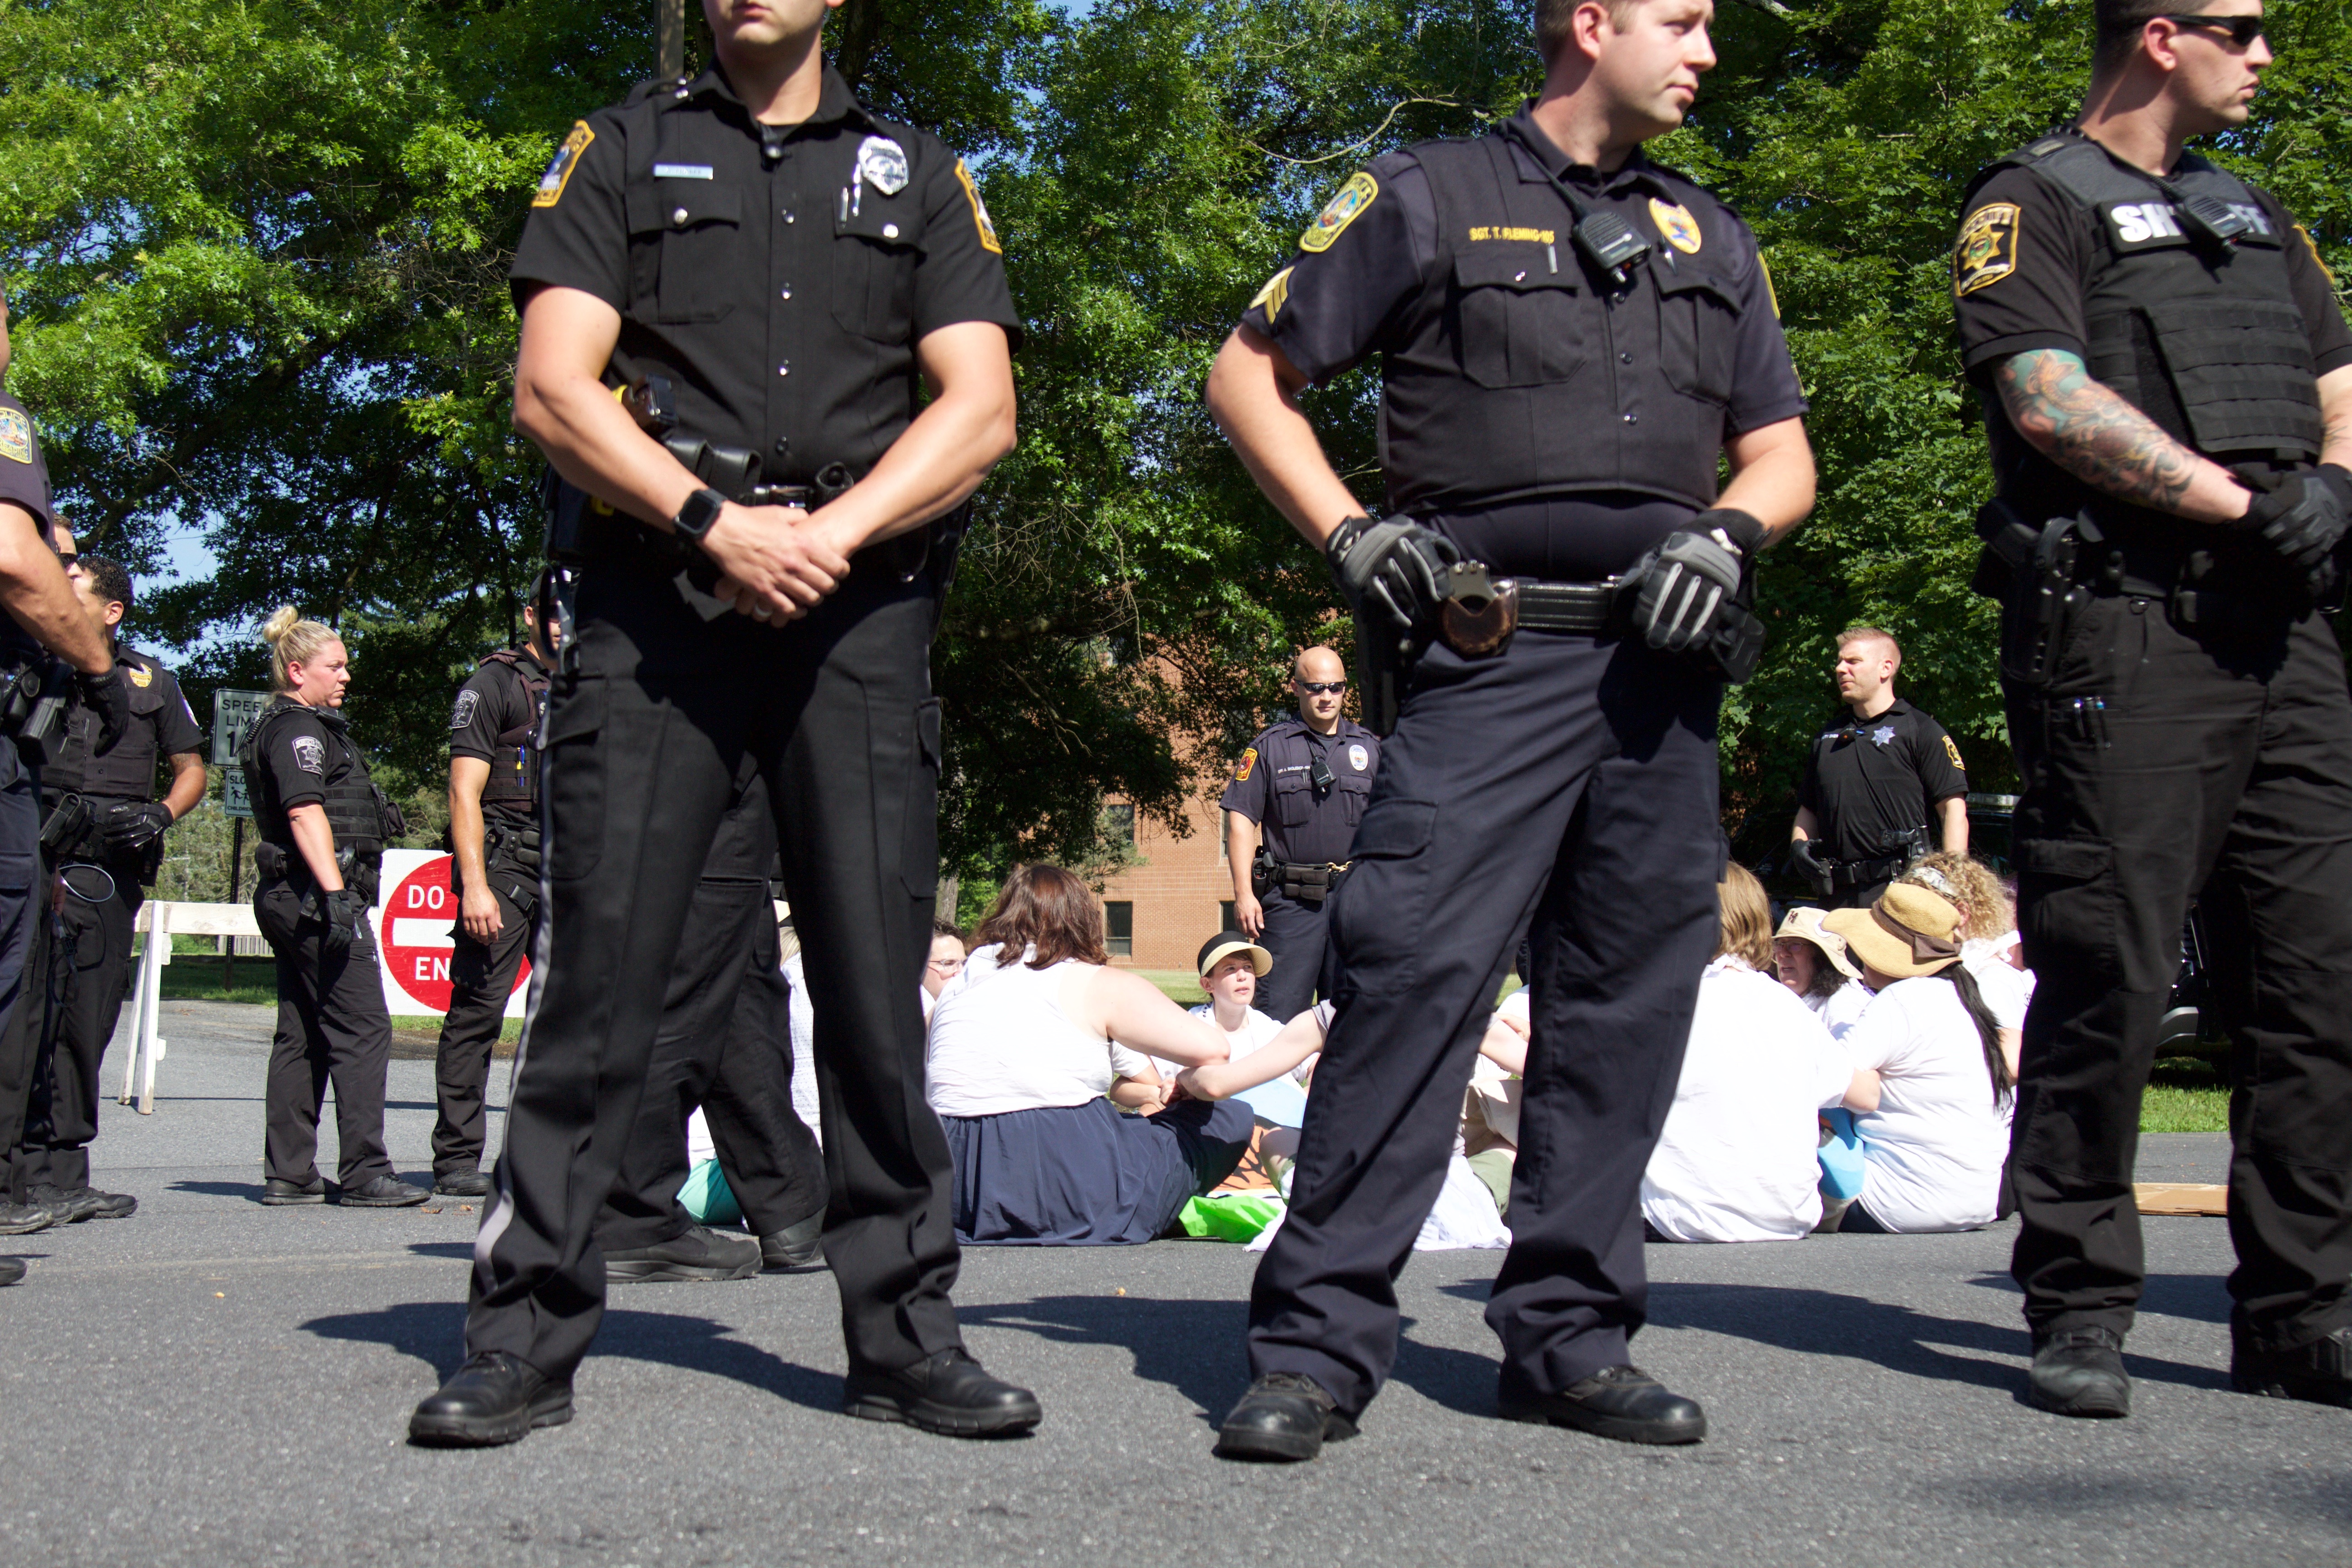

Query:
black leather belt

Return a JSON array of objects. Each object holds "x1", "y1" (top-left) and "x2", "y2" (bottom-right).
[{"x1": 1513, "y1": 578, "x2": 1622, "y2": 635}]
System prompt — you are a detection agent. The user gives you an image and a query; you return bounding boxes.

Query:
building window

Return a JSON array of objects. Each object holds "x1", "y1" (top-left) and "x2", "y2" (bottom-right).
[
  {"x1": 1104, "y1": 901, "x2": 1134, "y2": 957},
  {"x1": 1219, "y1": 900, "x2": 1235, "y2": 932},
  {"x1": 1105, "y1": 802, "x2": 1135, "y2": 844}
]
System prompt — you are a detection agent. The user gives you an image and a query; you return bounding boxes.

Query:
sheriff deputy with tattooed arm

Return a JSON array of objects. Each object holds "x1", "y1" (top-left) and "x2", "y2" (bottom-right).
[
  {"x1": 1954, "y1": 0, "x2": 2352, "y2": 1421},
  {"x1": 426, "y1": 589, "x2": 555, "y2": 1200},
  {"x1": 1202, "y1": 0, "x2": 1813, "y2": 1460}
]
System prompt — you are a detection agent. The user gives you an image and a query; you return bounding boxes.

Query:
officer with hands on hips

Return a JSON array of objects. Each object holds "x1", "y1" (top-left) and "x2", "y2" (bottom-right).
[
  {"x1": 16, "y1": 554, "x2": 205, "y2": 1225},
  {"x1": 427, "y1": 591, "x2": 554, "y2": 1200},
  {"x1": 410, "y1": 0, "x2": 1027, "y2": 1444},
  {"x1": 1954, "y1": 0, "x2": 2352, "y2": 1419},
  {"x1": 1223, "y1": 645, "x2": 1379, "y2": 1024},
  {"x1": 0, "y1": 288, "x2": 132, "y2": 1264},
  {"x1": 1787, "y1": 625, "x2": 1969, "y2": 909},
  {"x1": 1203, "y1": 0, "x2": 1814, "y2": 1459}
]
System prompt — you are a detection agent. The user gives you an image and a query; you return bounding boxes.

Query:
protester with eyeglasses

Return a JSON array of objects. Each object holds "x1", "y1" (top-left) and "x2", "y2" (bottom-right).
[
  {"x1": 921, "y1": 921, "x2": 967, "y2": 1020},
  {"x1": 1220, "y1": 646, "x2": 1381, "y2": 1025},
  {"x1": 1954, "y1": 0, "x2": 2352, "y2": 1421}
]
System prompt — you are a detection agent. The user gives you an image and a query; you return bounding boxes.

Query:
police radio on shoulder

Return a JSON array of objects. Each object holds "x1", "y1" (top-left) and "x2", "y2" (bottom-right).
[{"x1": 670, "y1": 486, "x2": 727, "y2": 544}]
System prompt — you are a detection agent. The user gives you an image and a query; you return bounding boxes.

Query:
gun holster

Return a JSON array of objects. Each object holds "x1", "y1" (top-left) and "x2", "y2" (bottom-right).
[
  {"x1": 1977, "y1": 498, "x2": 2095, "y2": 689},
  {"x1": 0, "y1": 660, "x2": 72, "y2": 769},
  {"x1": 1250, "y1": 847, "x2": 1277, "y2": 900},
  {"x1": 39, "y1": 792, "x2": 94, "y2": 857}
]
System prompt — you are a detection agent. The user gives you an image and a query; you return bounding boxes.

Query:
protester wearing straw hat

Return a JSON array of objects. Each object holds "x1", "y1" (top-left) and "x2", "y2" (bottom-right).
[
  {"x1": 1819, "y1": 887, "x2": 2015, "y2": 1236},
  {"x1": 1772, "y1": 907, "x2": 1869, "y2": 1039}
]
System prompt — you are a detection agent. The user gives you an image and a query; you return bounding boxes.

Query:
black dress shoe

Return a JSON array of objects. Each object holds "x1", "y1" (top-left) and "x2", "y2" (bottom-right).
[
  {"x1": 341, "y1": 1175, "x2": 429, "y2": 1208},
  {"x1": 1499, "y1": 1365, "x2": 1708, "y2": 1445},
  {"x1": 605, "y1": 1225, "x2": 762, "y2": 1283},
  {"x1": 0, "y1": 1201, "x2": 54, "y2": 1235},
  {"x1": 760, "y1": 1213, "x2": 825, "y2": 1272},
  {"x1": 2028, "y1": 1326, "x2": 2131, "y2": 1418},
  {"x1": 78, "y1": 1186, "x2": 137, "y2": 1220},
  {"x1": 409, "y1": 1351, "x2": 573, "y2": 1447},
  {"x1": 1214, "y1": 1372, "x2": 1358, "y2": 1462},
  {"x1": 260, "y1": 1178, "x2": 326, "y2": 1206},
  {"x1": 433, "y1": 1171, "x2": 493, "y2": 1199},
  {"x1": 26, "y1": 1184, "x2": 103, "y2": 1224},
  {"x1": 2233, "y1": 1325, "x2": 2352, "y2": 1407},
  {"x1": 843, "y1": 1348, "x2": 1042, "y2": 1437}
]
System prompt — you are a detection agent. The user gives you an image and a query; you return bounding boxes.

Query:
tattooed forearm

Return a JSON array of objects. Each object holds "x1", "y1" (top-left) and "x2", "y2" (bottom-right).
[{"x1": 1996, "y1": 349, "x2": 2205, "y2": 514}]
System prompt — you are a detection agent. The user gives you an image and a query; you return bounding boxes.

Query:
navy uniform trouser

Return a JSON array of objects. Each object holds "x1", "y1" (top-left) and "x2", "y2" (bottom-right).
[
  {"x1": 1254, "y1": 887, "x2": 1334, "y2": 1024},
  {"x1": 431, "y1": 881, "x2": 534, "y2": 1178},
  {"x1": 0, "y1": 746, "x2": 44, "y2": 1200},
  {"x1": 19, "y1": 853, "x2": 142, "y2": 1189},
  {"x1": 2007, "y1": 595, "x2": 2352, "y2": 1352},
  {"x1": 467, "y1": 559, "x2": 953, "y2": 1383},
  {"x1": 256, "y1": 877, "x2": 395, "y2": 1190},
  {"x1": 1248, "y1": 630, "x2": 1723, "y2": 1419},
  {"x1": 594, "y1": 872, "x2": 825, "y2": 1249}
]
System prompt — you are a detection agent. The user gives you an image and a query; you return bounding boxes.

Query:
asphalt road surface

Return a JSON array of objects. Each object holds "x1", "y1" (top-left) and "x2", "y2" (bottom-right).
[{"x1": 1, "y1": 1002, "x2": 2340, "y2": 1568}]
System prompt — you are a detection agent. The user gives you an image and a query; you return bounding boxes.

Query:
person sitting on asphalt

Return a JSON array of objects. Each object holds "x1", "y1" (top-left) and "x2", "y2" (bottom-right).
[
  {"x1": 921, "y1": 921, "x2": 968, "y2": 1021},
  {"x1": 1898, "y1": 852, "x2": 2033, "y2": 1043},
  {"x1": 926, "y1": 864, "x2": 1251, "y2": 1245},
  {"x1": 1773, "y1": 905, "x2": 1871, "y2": 1039},
  {"x1": 1642, "y1": 866, "x2": 1858, "y2": 1243},
  {"x1": 1148, "y1": 931, "x2": 1299, "y2": 1087},
  {"x1": 1820, "y1": 884, "x2": 2017, "y2": 1234}
]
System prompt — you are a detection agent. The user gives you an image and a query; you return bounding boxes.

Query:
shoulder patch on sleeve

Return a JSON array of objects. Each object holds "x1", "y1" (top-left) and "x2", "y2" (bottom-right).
[
  {"x1": 533, "y1": 121, "x2": 595, "y2": 210},
  {"x1": 1248, "y1": 266, "x2": 1294, "y2": 324},
  {"x1": 2297, "y1": 224, "x2": 2335, "y2": 284},
  {"x1": 953, "y1": 159, "x2": 1002, "y2": 255},
  {"x1": 1944, "y1": 734, "x2": 1966, "y2": 770},
  {"x1": 1757, "y1": 254, "x2": 1782, "y2": 319},
  {"x1": 451, "y1": 690, "x2": 480, "y2": 731},
  {"x1": 1234, "y1": 747, "x2": 1258, "y2": 782},
  {"x1": 1300, "y1": 171, "x2": 1378, "y2": 254},
  {"x1": 289, "y1": 735, "x2": 325, "y2": 776},
  {"x1": 0, "y1": 407, "x2": 30, "y2": 465},
  {"x1": 1953, "y1": 202, "x2": 2021, "y2": 297}
]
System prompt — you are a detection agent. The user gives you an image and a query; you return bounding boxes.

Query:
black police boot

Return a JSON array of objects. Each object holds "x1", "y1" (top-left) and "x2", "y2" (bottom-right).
[
  {"x1": 0, "y1": 1200, "x2": 56, "y2": 1235},
  {"x1": 604, "y1": 1225, "x2": 761, "y2": 1283},
  {"x1": 76, "y1": 1186, "x2": 137, "y2": 1220},
  {"x1": 408, "y1": 1351, "x2": 574, "y2": 1447},
  {"x1": 2028, "y1": 1326, "x2": 2131, "y2": 1418},
  {"x1": 1499, "y1": 1364, "x2": 1708, "y2": 1446},
  {"x1": 433, "y1": 1170, "x2": 493, "y2": 1199},
  {"x1": 340, "y1": 1175, "x2": 429, "y2": 1208},
  {"x1": 843, "y1": 1348, "x2": 1042, "y2": 1437},
  {"x1": 26, "y1": 1184, "x2": 104, "y2": 1225},
  {"x1": 260, "y1": 1177, "x2": 326, "y2": 1206},
  {"x1": 760, "y1": 1212, "x2": 825, "y2": 1273},
  {"x1": 1214, "y1": 1372, "x2": 1359, "y2": 1462},
  {"x1": 0, "y1": 1257, "x2": 22, "y2": 1286},
  {"x1": 2232, "y1": 1324, "x2": 2352, "y2": 1408}
]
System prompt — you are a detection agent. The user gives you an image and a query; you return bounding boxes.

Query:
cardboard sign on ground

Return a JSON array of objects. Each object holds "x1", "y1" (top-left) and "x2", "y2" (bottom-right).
[{"x1": 2135, "y1": 1182, "x2": 2228, "y2": 1217}]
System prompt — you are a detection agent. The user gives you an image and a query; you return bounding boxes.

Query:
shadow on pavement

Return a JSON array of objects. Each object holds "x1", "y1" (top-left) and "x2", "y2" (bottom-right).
[
  {"x1": 1961, "y1": 1268, "x2": 2232, "y2": 1327},
  {"x1": 170, "y1": 1179, "x2": 269, "y2": 1202},
  {"x1": 409, "y1": 1242, "x2": 477, "y2": 1260},
  {"x1": 959, "y1": 1295, "x2": 1246, "y2": 1419},
  {"x1": 298, "y1": 1301, "x2": 841, "y2": 1413}
]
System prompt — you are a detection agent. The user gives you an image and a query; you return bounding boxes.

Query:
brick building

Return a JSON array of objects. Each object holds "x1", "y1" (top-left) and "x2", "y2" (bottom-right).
[{"x1": 1095, "y1": 792, "x2": 1241, "y2": 976}]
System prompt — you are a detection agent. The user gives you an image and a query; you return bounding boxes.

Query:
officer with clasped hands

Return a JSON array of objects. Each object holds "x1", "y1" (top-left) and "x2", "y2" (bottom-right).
[{"x1": 1202, "y1": 0, "x2": 1814, "y2": 1460}]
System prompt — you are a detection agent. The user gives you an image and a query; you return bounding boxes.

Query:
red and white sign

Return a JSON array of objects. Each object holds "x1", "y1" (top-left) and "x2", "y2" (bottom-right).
[{"x1": 372, "y1": 849, "x2": 531, "y2": 1018}]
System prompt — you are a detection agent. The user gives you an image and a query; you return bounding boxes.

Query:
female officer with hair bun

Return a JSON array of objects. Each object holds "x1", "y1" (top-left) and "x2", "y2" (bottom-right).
[{"x1": 240, "y1": 605, "x2": 423, "y2": 1208}]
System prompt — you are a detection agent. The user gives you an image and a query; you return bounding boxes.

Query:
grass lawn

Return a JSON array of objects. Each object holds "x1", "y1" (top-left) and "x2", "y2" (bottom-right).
[{"x1": 2141, "y1": 1054, "x2": 2230, "y2": 1134}]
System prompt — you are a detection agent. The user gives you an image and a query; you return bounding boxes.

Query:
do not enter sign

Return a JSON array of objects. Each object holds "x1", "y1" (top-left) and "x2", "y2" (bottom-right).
[{"x1": 379, "y1": 853, "x2": 530, "y2": 1013}]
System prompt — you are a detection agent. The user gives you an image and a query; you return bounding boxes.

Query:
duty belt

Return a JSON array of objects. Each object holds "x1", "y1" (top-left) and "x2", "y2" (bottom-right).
[
  {"x1": 1435, "y1": 569, "x2": 1622, "y2": 657},
  {"x1": 1825, "y1": 854, "x2": 1908, "y2": 893},
  {"x1": 1513, "y1": 579, "x2": 1621, "y2": 634},
  {"x1": 1274, "y1": 860, "x2": 1351, "y2": 903}
]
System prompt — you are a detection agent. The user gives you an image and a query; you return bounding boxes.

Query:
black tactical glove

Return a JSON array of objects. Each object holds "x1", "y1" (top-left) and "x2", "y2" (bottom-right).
[
  {"x1": 74, "y1": 666, "x2": 131, "y2": 752},
  {"x1": 2244, "y1": 469, "x2": 2350, "y2": 572},
  {"x1": 320, "y1": 888, "x2": 372, "y2": 960},
  {"x1": 1323, "y1": 515, "x2": 1462, "y2": 640},
  {"x1": 1627, "y1": 508, "x2": 1767, "y2": 658},
  {"x1": 99, "y1": 800, "x2": 174, "y2": 853},
  {"x1": 1787, "y1": 837, "x2": 1834, "y2": 897}
]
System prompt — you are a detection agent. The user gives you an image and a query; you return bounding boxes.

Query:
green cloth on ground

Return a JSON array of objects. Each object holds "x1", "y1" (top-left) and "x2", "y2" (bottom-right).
[
  {"x1": 1177, "y1": 1191, "x2": 1285, "y2": 1242},
  {"x1": 680, "y1": 1159, "x2": 742, "y2": 1227},
  {"x1": 1465, "y1": 1148, "x2": 1514, "y2": 1220}
]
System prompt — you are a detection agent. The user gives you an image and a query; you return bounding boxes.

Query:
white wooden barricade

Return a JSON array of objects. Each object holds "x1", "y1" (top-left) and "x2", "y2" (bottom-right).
[{"x1": 117, "y1": 901, "x2": 263, "y2": 1117}]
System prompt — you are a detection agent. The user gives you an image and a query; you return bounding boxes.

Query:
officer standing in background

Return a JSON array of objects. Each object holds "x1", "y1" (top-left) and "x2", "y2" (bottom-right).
[
  {"x1": 1203, "y1": 0, "x2": 1814, "y2": 1458},
  {"x1": 1222, "y1": 646, "x2": 1379, "y2": 1024},
  {"x1": 0, "y1": 289, "x2": 131, "y2": 1267},
  {"x1": 428, "y1": 594, "x2": 554, "y2": 1200},
  {"x1": 410, "y1": 0, "x2": 1029, "y2": 1444},
  {"x1": 1955, "y1": 0, "x2": 2352, "y2": 1419},
  {"x1": 17, "y1": 554, "x2": 205, "y2": 1223},
  {"x1": 1788, "y1": 625, "x2": 1969, "y2": 908}
]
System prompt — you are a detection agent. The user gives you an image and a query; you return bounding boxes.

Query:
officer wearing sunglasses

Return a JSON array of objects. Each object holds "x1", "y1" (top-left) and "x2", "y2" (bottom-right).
[
  {"x1": 1954, "y1": 0, "x2": 2352, "y2": 1421},
  {"x1": 1221, "y1": 646, "x2": 1381, "y2": 1024}
]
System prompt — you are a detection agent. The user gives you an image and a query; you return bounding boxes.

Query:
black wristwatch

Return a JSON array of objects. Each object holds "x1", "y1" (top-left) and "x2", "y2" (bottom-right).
[{"x1": 670, "y1": 487, "x2": 727, "y2": 544}]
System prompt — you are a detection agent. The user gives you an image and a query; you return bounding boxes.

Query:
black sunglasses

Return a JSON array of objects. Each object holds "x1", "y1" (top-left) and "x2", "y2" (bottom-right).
[
  {"x1": 2161, "y1": 13, "x2": 2265, "y2": 46},
  {"x1": 55, "y1": 552, "x2": 78, "y2": 568},
  {"x1": 1296, "y1": 680, "x2": 1348, "y2": 694}
]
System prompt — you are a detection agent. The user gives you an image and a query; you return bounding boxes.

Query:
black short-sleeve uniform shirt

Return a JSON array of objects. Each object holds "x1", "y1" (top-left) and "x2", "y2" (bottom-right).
[
  {"x1": 448, "y1": 649, "x2": 549, "y2": 827},
  {"x1": 254, "y1": 701, "x2": 340, "y2": 818},
  {"x1": 1798, "y1": 699, "x2": 1970, "y2": 862},
  {"x1": 45, "y1": 647, "x2": 203, "y2": 800},
  {"x1": 1220, "y1": 716, "x2": 1382, "y2": 866},
  {"x1": 0, "y1": 390, "x2": 57, "y2": 660},
  {"x1": 510, "y1": 64, "x2": 1022, "y2": 485}
]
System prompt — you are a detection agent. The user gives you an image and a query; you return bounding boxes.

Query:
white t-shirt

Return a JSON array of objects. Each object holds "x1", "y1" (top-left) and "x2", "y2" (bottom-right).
[
  {"x1": 1151, "y1": 1003, "x2": 1285, "y2": 1086},
  {"x1": 780, "y1": 950, "x2": 822, "y2": 1145},
  {"x1": 1808, "y1": 979, "x2": 1872, "y2": 1039},
  {"x1": 1642, "y1": 957, "x2": 1855, "y2": 1243},
  {"x1": 1961, "y1": 936, "x2": 2034, "y2": 1029},
  {"x1": 925, "y1": 944, "x2": 1148, "y2": 1117},
  {"x1": 1842, "y1": 975, "x2": 2014, "y2": 1233}
]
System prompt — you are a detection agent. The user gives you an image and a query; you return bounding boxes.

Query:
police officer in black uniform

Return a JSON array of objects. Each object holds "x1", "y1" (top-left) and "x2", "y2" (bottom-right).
[
  {"x1": 1202, "y1": 0, "x2": 1815, "y2": 1459},
  {"x1": 1788, "y1": 626, "x2": 1969, "y2": 908},
  {"x1": 428, "y1": 596, "x2": 554, "y2": 1199},
  {"x1": 1223, "y1": 646, "x2": 1379, "y2": 1023},
  {"x1": 0, "y1": 289, "x2": 132, "y2": 1265},
  {"x1": 410, "y1": 0, "x2": 1028, "y2": 1445},
  {"x1": 18, "y1": 555, "x2": 206, "y2": 1223},
  {"x1": 242, "y1": 607, "x2": 426, "y2": 1210},
  {"x1": 1954, "y1": 0, "x2": 2352, "y2": 1419}
]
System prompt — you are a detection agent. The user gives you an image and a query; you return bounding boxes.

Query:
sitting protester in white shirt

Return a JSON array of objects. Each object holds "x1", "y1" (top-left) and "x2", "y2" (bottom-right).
[
  {"x1": 1821, "y1": 883, "x2": 2018, "y2": 1235},
  {"x1": 1772, "y1": 905, "x2": 1871, "y2": 1039},
  {"x1": 1899, "y1": 853, "x2": 2032, "y2": 1055},
  {"x1": 1643, "y1": 866, "x2": 1857, "y2": 1243}
]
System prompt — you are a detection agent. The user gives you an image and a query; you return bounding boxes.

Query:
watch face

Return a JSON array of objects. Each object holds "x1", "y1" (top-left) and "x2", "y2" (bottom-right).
[{"x1": 677, "y1": 489, "x2": 723, "y2": 539}]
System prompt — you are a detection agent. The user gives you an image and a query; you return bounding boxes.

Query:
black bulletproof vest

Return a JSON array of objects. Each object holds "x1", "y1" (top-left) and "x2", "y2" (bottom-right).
[
  {"x1": 1383, "y1": 135, "x2": 1741, "y2": 516},
  {"x1": 48, "y1": 648, "x2": 171, "y2": 800},
  {"x1": 474, "y1": 650, "x2": 549, "y2": 813},
  {"x1": 240, "y1": 701, "x2": 385, "y2": 861},
  {"x1": 1989, "y1": 135, "x2": 2322, "y2": 467}
]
